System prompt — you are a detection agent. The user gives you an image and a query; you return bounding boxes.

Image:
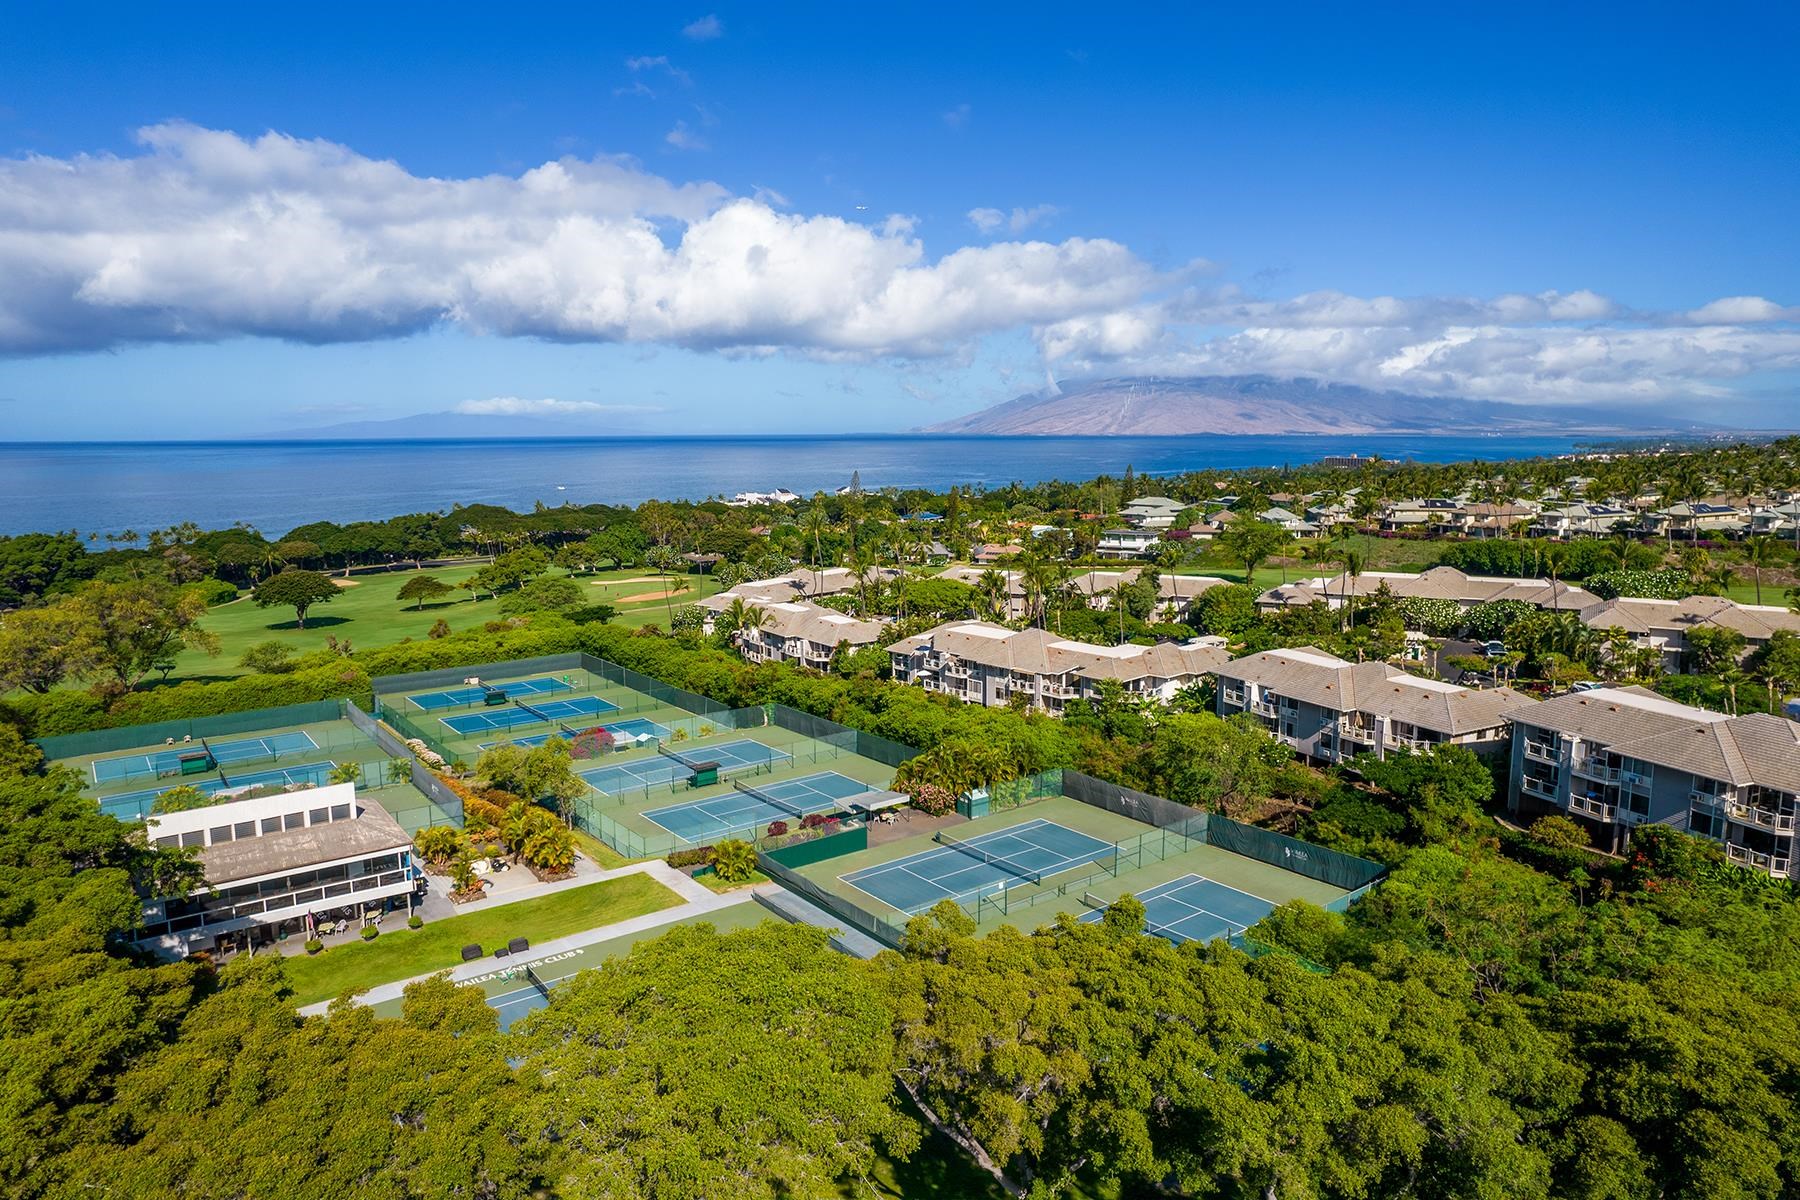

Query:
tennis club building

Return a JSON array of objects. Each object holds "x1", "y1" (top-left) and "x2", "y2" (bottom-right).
[
  {"x1": 138, "y1": 782, "x2": 422, "y2": 957},
  {"x1": 1214, "y1": 646, "x2": 1528, "y2": 766}
]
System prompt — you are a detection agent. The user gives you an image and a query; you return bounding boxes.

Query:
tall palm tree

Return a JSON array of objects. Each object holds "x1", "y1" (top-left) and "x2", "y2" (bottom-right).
[
  {"x1": 1338, "y1": 545, "x2": 1365, "y2": 631},
  {"x1": 976, "y1": 569, "x2": 1008, "y2": 621},
  {"x1": 1743, "y1": 536, "x2": 1781, "y2": 605},
  {"x1": 1541, "y1": 544, "x2": 1570, "y2": 612},
  {"x1": 799, "y1": 505, "x2": 832, "y2": 573}
]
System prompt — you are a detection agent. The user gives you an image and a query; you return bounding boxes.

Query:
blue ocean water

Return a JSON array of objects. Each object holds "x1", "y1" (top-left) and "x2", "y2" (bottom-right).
[{"x1": 0, "y1": 434, "x2": 1583, "y2": 537}]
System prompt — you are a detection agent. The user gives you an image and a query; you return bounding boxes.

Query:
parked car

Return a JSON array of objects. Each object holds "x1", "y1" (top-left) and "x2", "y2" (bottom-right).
[{"x1": 1483, "y1": 641, "x2": 1507, "y2": 659}]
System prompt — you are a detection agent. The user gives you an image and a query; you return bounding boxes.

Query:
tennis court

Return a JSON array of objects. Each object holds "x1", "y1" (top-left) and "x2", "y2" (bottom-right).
[
  {"x1": 1082, "y1": 873, "x2": 1276, "y2": 945},
  {"x1": 441, "y1": 695, "x2": 621, "y2": 735},
  {"x1": 92, "y1": 731, "x2": 320, "y2": 784},
  {"x1": 843, "y1": 818, "x2": 1116, "y2": 914},
  {"x1": 479, "y1": 716, "x2": 672, "y2": 752},
  {"x1": 579, "y1": 739, "x2": 792, "y2": 796},
  {"x1": 98, "y1": 761, "x2": 340, "y2": 820},
  {"x1": 408, "y1": 676, "x2": 573, "y2": 711},
  {"x1": 642, "y1": 771, "x2": 872, "y2": 843}
]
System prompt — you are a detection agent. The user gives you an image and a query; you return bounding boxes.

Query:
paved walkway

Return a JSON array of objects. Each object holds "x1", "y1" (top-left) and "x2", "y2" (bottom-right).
[{"x1": 296, "y1": 860, "x2": 759, "y2": 1016}]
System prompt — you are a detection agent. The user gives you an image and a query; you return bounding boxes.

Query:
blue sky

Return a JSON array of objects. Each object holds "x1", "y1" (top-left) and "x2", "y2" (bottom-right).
[{"x1": 1, "y1": 2, "x2": 1795, "y2": 438}]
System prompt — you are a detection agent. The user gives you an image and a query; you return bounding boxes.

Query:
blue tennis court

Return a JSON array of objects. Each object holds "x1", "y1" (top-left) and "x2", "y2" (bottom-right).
[
  {"x1": 92, "y1": 731, "x2": 320, "y2": 784},
  {"x1": 407, "y1": 676, "x2": 574, "y2": 711},
  {"x1": 1080, "y1": 873, "x2": 1276, "y2": 945},
  {"x1": 480, "y1": 717, "x2": 672, "y2": 751},
  {"x1": 99, "y1": 761, "x2": 340, "y2": 821},
  {"x1": 441, "y1": 695, "x2": 620, "y2": 735},
  {"x1": 579, "y1": 739, "x2": 791, "y2": 795},
  {"x1": 843, "y1": 818, "x2": 1116, "y2": 914},
  {"x1": 643, "y1": 771, "x2": 874, "y2": 842}
]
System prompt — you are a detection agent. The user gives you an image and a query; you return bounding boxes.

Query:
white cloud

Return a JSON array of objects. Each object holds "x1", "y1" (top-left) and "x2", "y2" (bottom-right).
[
  {"x1": 665, "y1": 121, "x2": 709, "y2": 151},
  {"x1": 626, "y1": 55, "x2": 691, "y2": 86},
  {"x1": 0, "y1": 122, "x2": 1155, "y2": 359},
  {"x1": 968, "y1": 204, "x2": 1060, "y2": 236},
  {"x1": 454, "y1": 397, "x2": 659, "y2": 416},
  {"x1": 1683, "y1": 295, "x2": 1799, "y2": 324},
  {"x1": 682, "y1": 14, "x2": 723, "y2": 40},
  {"x1": 942, "y1": 103, "x2": 971, "y2": 129}
]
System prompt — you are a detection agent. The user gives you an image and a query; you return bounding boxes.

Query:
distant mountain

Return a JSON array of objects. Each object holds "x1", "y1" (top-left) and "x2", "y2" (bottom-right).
[{"x1": 921, "y1": 375, "x2": 1700, "y2": 436}]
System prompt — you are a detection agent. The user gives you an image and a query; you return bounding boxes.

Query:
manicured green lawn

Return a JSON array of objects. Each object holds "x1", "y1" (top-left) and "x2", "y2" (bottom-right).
[
  {"x1": 280, "y1": 872, "x2": 682, "y2": 1007},
  {"x1": 170, "y1": 564, "x2": 722, "y2": 680}
]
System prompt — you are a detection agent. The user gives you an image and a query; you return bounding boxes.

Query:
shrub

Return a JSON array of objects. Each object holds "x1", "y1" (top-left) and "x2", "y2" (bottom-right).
[
  {"x1": 184, "y1": 577, "x2": 240, "y2": 606},
  {"x1": 407, "y1": 914, "x2": 424, "y2": 930},
  {"x1": 666, "y1": 846, "x2": 713, "y2": 869},
  {"x1": 1398, "y1": 596, "x2": 1463, "y2": 636},
  {"x1": 766, "y1": 819, "x2": 789, "y2": 838},
  {"x1": 414, "y1": 824, "x2": 465, "y2": 869},
  {"x1": 1585, "y1": 568, "x2": 1691, "y2": 601},
  {"x1": 237, "y1": 640, "x2": 297, "y2": 674},
  {"x1": 904, "y1": 782, "x2": 957, "y2": 817},
  {"x1": 709, "y1": 838, "x2": 757, "y2": 882},
  {"x1": 304, "y1": 938, "x2": 324, "y2": 954},
  {"x1": 360, "y1": 925, "x2": 378, "y2": 941}
]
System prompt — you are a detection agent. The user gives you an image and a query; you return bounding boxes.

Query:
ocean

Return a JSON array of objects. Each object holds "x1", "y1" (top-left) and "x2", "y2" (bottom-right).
[{"x1": 0, "y1": 433, "x2": 1585, "y2": 538}]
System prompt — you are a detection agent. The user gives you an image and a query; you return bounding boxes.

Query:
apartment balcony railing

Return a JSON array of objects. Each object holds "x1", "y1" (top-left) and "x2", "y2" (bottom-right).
[
  {"x1": 1521, "y1": 775, "x2": 1562, "y2": 801},
  {"x1": 1251, "y1": 700, "x2": 1280, "y2": 718},
  {"x1": 1572, "y1": 757, "x2": 1621, "y2": 783},
  {"x1": 1042, "y1": 682, "x2": 1079, "y2": 698},
  {"x1": 1524, "y1": 740, "x2": 1560, "y2": 764},
  {"x1": 1724, "y1": 802, "x2": 1797, "y2": 833},
  {"x1": 1388, "y1": 734, "x2": 1440, "y2": 752},
  {"x1": 1726, "y1": 843, "x2": 1792, "y2": 877},
  {"x1": 1568, "y1": 794, "x2": 1617, "y2": 822},
  {"x1": 1337, "y1": 720, "x2": 1378, "y2": 743},
  {"x1": 1221, "y1": 689, "x2": 1246, "y2": 707},
  {"x1": 943, "y1": 664, "x2": 972, "y2": 678}
]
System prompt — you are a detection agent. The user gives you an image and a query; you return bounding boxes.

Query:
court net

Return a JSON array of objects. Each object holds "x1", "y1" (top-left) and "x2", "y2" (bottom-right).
[
  {"x1": 932, "y1": 829, "x2": 1044, "y2": 884},
  {"x1": 657, "y1": 742, "x2": 707, "y2": 770},
  {"x1": 731, "y1": 778, "x2": 818, "y2": 821},
  {"x1": 515, "y1": 700, "x2": 554, "y2": 725},
  {"x1": 197, "y1": 737, "x2": 218, "y2": 768},
  {"x1": 523, "y1": 962, "x2": 553, "y2": 1001}
]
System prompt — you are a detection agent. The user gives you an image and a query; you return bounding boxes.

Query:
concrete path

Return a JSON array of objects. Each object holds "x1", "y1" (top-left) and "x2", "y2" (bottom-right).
[{"x1": 297, "y1": 860, "x2": 757, "y2": 1016}]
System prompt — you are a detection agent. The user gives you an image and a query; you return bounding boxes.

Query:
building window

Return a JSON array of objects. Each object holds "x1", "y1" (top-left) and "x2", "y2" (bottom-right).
[
  {"x1": 235, "y1": 820, "x2": 256, "y2": 840},
  {"x1": 330, "y1": 803, "x2": 351, "y2": 821},
  {"x1": 309, "y1": 807, "x2": 329, "y2": 824},
  {"x1": 262, "y1": 816, "x2": 282, "y2": 834},
  {"x1": 210, "y1": 825, "x2": 231, "y2": 843},
  {"x1": 181, "y1": 831, "x2": 204, "y2": 848},
  {"x1": 284, "y1": 812, "x2": 304, "y2": 831}
]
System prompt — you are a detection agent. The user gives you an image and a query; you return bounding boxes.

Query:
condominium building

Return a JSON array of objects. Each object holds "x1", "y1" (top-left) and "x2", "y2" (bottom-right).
[
  {"x1": 1214, "y1": 646, "x2": 1527, "y2": 765},
  {"x1": 1576, "y1": 594, "x2": 1800, "y2": 669},
  {"x1": 697, "y1": 591, "x2": 888, "y2": 668},
  {"x1": 138, "y1": 783, "x2": 421, "y2": 957},
  {"x1": 1256, "y1": 566, "x2": 1592, "y2": 614},
  {"x1": 1506, "y1": 686, "x2": 1800, "y2": 878},
  {"x1": 887, "y1": 621, "x2": 1230, "y2": 713}
]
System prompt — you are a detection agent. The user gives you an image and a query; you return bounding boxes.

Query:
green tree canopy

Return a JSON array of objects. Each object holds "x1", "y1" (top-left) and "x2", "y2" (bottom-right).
[{"x1": 254, "y1": 568, "x2": 341, "y2": 629}]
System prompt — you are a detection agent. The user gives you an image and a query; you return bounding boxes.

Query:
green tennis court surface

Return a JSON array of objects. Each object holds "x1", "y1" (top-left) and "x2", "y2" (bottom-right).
[
  {"x1": 441, "y1": 695, "x2": 620, "y2": 735},
  {"x1": 99, "y1": 761, "x2": 340, "y2": 821},
  {"x1": 1079, "y1": 873, "x2": 1277, "y2": 945},
  {"x1": 408, "y1": 676, "x2": 573, "y2": 711},
  {"x1": 842, "y1": 818, "x2": 1115, "y2": 913},
  {"x1": 92, "y1": 730, "x2": 318, "y2": 783},
  {"x1": 579, "y1": 738, "x2": 791, "y2": 795},
  {"x1": 642, "y1": 771, "x2": 871, "y2": 843}
]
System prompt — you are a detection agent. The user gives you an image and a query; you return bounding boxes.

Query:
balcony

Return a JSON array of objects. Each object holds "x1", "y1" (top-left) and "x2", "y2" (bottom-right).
[
  {"x1": 1221, "y1": 689, "x2": 1247, "y2": 707},
  {"x1": 943, "y1": 663, "x2": 973, "y2": 679},
  {"x1": 1569, "y1": 794, "x2": 1617, "y2": 822},
  {"x1": 1388, "y1": 734, "x2": 1440, "y2": 752},
  {"x1": 1524, "y1": 740, "x2": 1560, "y2": 764},
  {"x1": 1724, "y1": 802, "x2": 1797, "y2": 833},
  {"x1": 1726, "y1": 843, "x2": 1793, "y2": 878},
  {"x1": 1251, "y1": 700, "x2": 1280, "y2": 718},
  {"x1": 1571, "y1": 757, "x2": 1621, "y2": 783},
  {"x1": 1337, "y1": 720, "x2": 1378, "y2": 743},
  {"x1": 1521, "y1": 775, "x2": 1562, "y2": 801}
]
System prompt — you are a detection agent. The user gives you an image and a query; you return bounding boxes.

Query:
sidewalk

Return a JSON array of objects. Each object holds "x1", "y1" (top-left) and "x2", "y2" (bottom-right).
[{"x1": 296, "y1": 860, "x2": 759, "y2": 1016}]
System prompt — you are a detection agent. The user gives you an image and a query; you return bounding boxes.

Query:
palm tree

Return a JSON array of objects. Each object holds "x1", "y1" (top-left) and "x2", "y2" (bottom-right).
[
  {"x1": 1541, "y1": 544, "x2": 1570, "y2": 612},
  {"x1": 1338, "y1": 545, "x2": 1365, "y2": 631},
  {"x1": 1718, "y1": 665, "x2": 1747, "y2": 716},
  {"x1": 1743, "y1": 536, "x2": 1781, "y2": 605},
  {"x1": 976, "y1": 569, "x2": 1008, "y2": 621},
  {"x1": 661, "y1": 572, "x2": 690, "y2": 626},
  {"x1": 800, "y1": 505, "x2": 832, "y2": 573}
]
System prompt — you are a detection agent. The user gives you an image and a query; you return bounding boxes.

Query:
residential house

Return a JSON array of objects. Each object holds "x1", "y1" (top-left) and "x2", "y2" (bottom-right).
[
  {"x1": 1642, "y1": 502, "x2": 1750, "y2": 540},
  {"x1": 725, "y1": 488, "x2": 801, "y2": 507},
  {"x1": 1258, "y1": 507, "x2": 1319, "y2": 536},
  {"x1": 1506, "y1": 686, "x2": 1800, "y2": 878},
  {"x1": 1255, "y1": 566, "x2": 1593, "y2": 615},
  {"x1": 138, "y1": 784, "x2": 420, "y2": 957},
  {"x1": 1215, "y1": 646, "x2": 1527, "y2": 766},
  {"x1": 1097, "y1": 528, "x2": 1162, "y2": 559},
  {"x1": 888, "y1": 621, "x2": 1230, "y2": 714},
  {"x1": 1531, "y1": 502, "x2": 1635, "y2": 538},
  {"x1": 1121, "y1": 496, "x2": 1188, "y2": 529},
  {"x1": 1379, "y1": 498, "x2": 1462, "y2": 531},
  {"x1": 1449, "y1": 502, "x2": 1537, "y2": 539},
  {"x1": 1577, "y1": 594, "x2": 1800, "y2": 670}
]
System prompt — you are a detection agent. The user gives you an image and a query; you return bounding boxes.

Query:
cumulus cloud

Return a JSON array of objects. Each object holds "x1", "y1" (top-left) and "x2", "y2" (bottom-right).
[
  {"x1": 968, "y1": 204, "x2": 1060, "y2": 236},
  {"x1": 454, "y1": 397, "x2": 660, "y2": 416},
  {"x1": 1683, "y1": 295, "x2": 1800, "y2": 324},
  {"x1": 682, "y1": 14, "x2": 723, "y2": 39},
  {"x1": 626, "y1": 55, "x2": 691, "y2": 85},
  {"x1": 942, "y1": 103, "x2": 971, "y2": 129},
  {"x1": 0, "y1": 122, "x2": 1155, "y2": 358}
]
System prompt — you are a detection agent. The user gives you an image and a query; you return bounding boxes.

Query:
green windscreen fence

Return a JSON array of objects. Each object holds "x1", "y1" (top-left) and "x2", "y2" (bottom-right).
[
  {"x1": 33, "y1": 699, "x2": 350, "y2": 762},
  {"x1": 1203, "y1": 812, "x2": 1385, "y2": 893}
]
